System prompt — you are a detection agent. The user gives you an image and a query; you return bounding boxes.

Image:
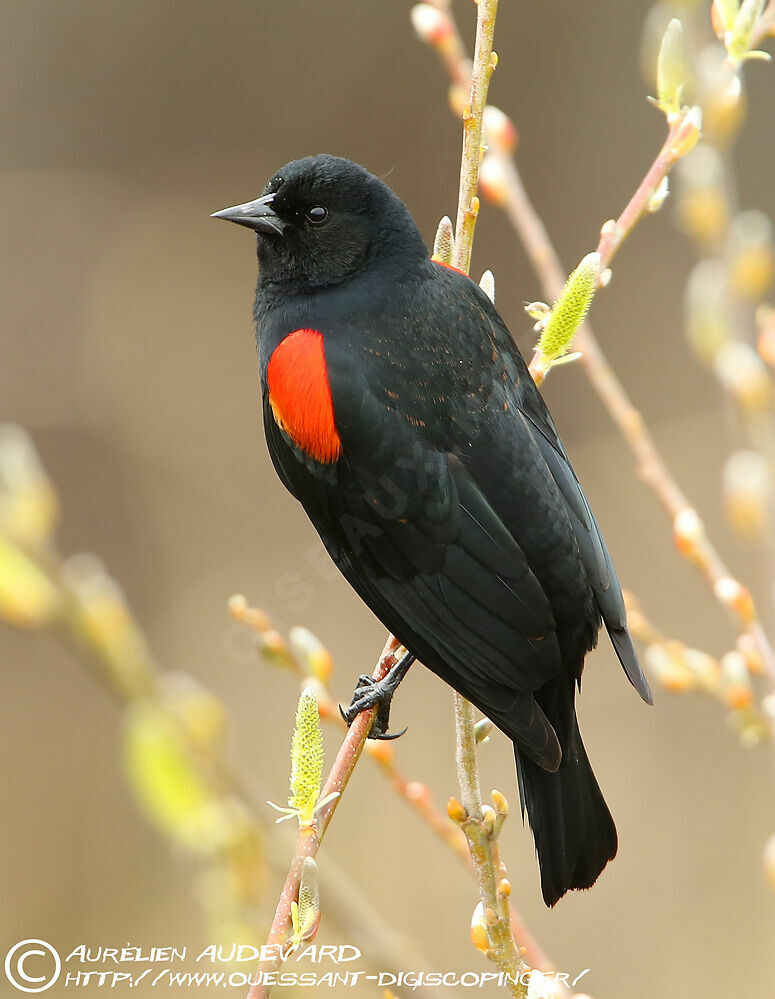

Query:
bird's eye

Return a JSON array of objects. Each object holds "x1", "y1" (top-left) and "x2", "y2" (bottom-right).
[{"x1": 306, "y1": 206, "x2": 328, "y2": 225}]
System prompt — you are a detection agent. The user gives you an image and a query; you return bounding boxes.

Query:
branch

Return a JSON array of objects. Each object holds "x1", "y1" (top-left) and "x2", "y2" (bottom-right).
[
  {"x1": 247, "y1": 635, "x2": 401, "y2": 999},
  {"x1": 451, "y1": 0, "x2": 497, "y2": 275},
  {"x1": 592, "y1": 109, "x2": 701, "y2": 285},
  {"x1": 451, "y1": 697, "x2": 528, "y2": 997},
  {"x1": 230, "y1": 597, "x2": 471, "y2": 860},
  {"x1": 232, "y1": 597, "x2": 556, "y2": 973},
  {"x1": 443, "y1": 3, "x2": 531, "y2": 995},
  {"x1": 416, "y1": 2, "x2": 775, "y2": 687},
  {"x1": 625, "y1": 591, "x2": 773, "y2": 742}
]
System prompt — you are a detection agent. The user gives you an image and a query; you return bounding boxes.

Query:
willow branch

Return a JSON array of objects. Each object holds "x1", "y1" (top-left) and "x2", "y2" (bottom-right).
[
  {"x1": 233, "y1": 594, "x2": 556, "y2": 972},
  {"x1": 247, "y1": 635, "x2": 402, "y2": 999},
  {"x1": 673, "y1": 3, "x2": 775, "y2": 659},
  {"x1": 625, "y1": 590, "x2": 773, "y2": 742},
  {"x1": 451, "y1": 0, "x2": 498, "y2": 274},
  {"x1": 230, "y1": 597, "x2": 470, "y2": 860},
  {"x1": 444, "y1": 3, "x2": 530, "y2": 995},
  {"x1": 523, "y1": 102, "x2": 698, "y2": 382},
  {"x1": 506, "y1": 142, "x2": 775, "y2": 688},
  {"x1": 590, "y1": 111, "x2": 699, "y2": 283},
  {"x1": 452, "y1": 698, "x2": 528, "y2": 998},
  {"x1": 418, "y1": 2, "x2": 775, "y2": 686}
]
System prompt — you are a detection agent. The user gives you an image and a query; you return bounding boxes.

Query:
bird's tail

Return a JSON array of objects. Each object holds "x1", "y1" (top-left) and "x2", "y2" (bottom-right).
[{"x1": 514, "y1": 679, "x2": 617, "y2": 906}]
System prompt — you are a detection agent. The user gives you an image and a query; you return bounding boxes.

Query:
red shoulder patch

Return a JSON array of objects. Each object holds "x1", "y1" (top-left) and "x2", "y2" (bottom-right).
[
  {"x1": 267, "y1": 329, "x2": 342, "y2": 464},
  {"x1": 433, "y1": 259, "x2": 468, "y2": 277}
]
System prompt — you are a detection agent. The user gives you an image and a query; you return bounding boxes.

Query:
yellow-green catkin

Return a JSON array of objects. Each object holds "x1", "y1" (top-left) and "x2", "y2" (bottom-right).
[
  {"x1": 0, "y1": 424, "x2": 58, "y2": 549},
  {"x1": 479, "y1": 269, "x2": 495, "y2": 303},
  {"x1": 432, "y1": 216, "x2": 454, "y2": 264},
  {"x1": 729, "y1": 0, "x2": 770, "y2": 62},
  {"x1": 537, "y1": 252, "x2": 600, "y2": 363},
  {"x1": 289, "y1": 686, "x2": 324, "y2": 824},
  {"x1": 0, "y1": 535, "x2": 61, "y2": 627},
  {"x1": 290, "y1": 857, "x2": 321, "y2": 946},
  {"x1": 123, "y1": 703, "x2": 213, "y2": 850},
  {"x1": 656, "y1": 19, "x2": 685, "y2": 120},
  {"x1": 715, "y1": 0, "x2": 741, "y2": 35},
  {"x1": 288, "y1": 627, "x2": 333, "y2": 683}
]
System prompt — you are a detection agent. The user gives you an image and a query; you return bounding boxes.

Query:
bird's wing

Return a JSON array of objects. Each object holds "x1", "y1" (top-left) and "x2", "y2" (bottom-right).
[
  {"x1": 515, "y1": 379, "x2": 653, "y2": 704},
  {"x1": 266, "y1": 352, "x2": 564, "y2": 768},
  {"x1": 332, "y1": 450, "x2": 563, "y2": 768}
]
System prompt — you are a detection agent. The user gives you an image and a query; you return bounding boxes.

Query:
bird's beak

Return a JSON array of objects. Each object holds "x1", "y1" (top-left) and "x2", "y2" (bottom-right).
[{"x1": 210, "y1": 192, "x2": 285, "y2": 235}]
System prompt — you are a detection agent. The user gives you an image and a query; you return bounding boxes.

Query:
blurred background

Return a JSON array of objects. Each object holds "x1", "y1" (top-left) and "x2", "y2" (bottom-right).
[{"x1": 1, "y1": 0, "x2": 774, "y2": 996}]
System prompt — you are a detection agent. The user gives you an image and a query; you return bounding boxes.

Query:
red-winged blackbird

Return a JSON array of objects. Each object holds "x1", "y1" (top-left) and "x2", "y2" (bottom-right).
[{"x1": 213, "y1": 155, "x2": 652, "y2": 906}]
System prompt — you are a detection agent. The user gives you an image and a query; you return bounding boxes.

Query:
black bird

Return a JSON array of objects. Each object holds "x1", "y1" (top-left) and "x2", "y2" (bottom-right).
[{"x1": 213, "y1": 154, "x2": 652, "y2": 905}]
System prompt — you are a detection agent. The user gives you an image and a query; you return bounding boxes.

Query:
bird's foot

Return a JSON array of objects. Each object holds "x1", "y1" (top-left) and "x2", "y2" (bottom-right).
[{"x1": 339, "y1": 651, "x2": 415, "y2": 740}]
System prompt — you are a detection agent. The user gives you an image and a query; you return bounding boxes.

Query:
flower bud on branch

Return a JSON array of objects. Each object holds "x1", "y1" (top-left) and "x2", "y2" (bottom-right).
[
  {"x1": 654, "y1": 18, "x2": 686, "y2": 121},
  {"x1": 267, "y1": 686, "x2": 339, "y2": 825},
  {"x1": 289, "y1": 857, "x2": 321, "y2": 948},
  {"x1": 0, "y1": 535, "x2": 61, "y2": 627},
  {"x1": 0, "y1": 424, "x2": 58, "y2": 549},
  {"x1": 531, "y1": 252, "x2": 600, "y2": 380},
  {"x1": 727, "y1": 0, "x2": 773, "y2": 64},
  {"x1": 432, "y1": 215, "x2": 455, "y2": 264}
]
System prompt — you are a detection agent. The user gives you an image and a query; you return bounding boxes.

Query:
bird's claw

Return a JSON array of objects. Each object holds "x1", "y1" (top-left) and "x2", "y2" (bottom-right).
[{"x1": 339, "y1": 673, "x2": 407, "y2": 740}]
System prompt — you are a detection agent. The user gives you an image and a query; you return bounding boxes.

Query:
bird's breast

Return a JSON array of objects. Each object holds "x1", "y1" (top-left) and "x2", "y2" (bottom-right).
[{"x1": 266, "y1": 329, "x2": 342, "y2": 464}]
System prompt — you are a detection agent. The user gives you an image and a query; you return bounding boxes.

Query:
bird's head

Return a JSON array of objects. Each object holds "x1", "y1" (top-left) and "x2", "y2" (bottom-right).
[{"x1": 212, "y1": 154, "x2": 428, "y2": 292}]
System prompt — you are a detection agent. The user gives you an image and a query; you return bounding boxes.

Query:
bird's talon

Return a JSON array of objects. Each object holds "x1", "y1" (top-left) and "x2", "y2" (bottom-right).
[
  {"x1": 371, "y1": 725, "x2": 408, "y2": 741},
  {"x1": 340, "y1": 653, "x2": 415, "y2": 739}
]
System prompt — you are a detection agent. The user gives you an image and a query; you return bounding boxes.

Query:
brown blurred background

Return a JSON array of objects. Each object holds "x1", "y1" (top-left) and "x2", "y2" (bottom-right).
[{"x1": 1, "y1": 1, "x2": 774, "y2": 996}]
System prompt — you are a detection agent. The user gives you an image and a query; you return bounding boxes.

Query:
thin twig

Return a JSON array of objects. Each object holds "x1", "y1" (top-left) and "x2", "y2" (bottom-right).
[
  {"x1": 419, "y1": 0, "x2": 775, "y2": 691},
  {"x1": 446, "y1": 3, "x2": 529, "y2": 995},
  {"x1": 451, "y1": 0, "x2": 498, "y2": 275},
  {"x1": 505, "y1": 155, "x2": 775, "y2": 683},
  {"x1": 523, "y1": 101, "x2": 699, "y2": 383},
  {"x1": 247, "y1": 635, "x2": 401, "y2": 999},
  {"x1": 453, "y1": 696, "x2": 528, "y2": 997},
  {"x1": 674, "y1": 3, "x2": 775, "y2": 670},
  {"x1": 229, "y1": 597, "x2": 471, "y2": 860},
  {"x1": 624, "y1": 591, "x2": 773, "y2": 741},
  {"x1": 233, "y1": 594, "x2": 557, "y2": 972},
  {"x1": 592, "y1": 112, "x2": 699, "y2": 281}
]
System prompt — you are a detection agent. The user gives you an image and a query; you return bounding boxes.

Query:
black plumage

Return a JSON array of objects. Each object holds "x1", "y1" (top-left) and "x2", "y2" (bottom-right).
[{"x1": 213, "y1": 154, "x2": 652, "y2": 905}]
